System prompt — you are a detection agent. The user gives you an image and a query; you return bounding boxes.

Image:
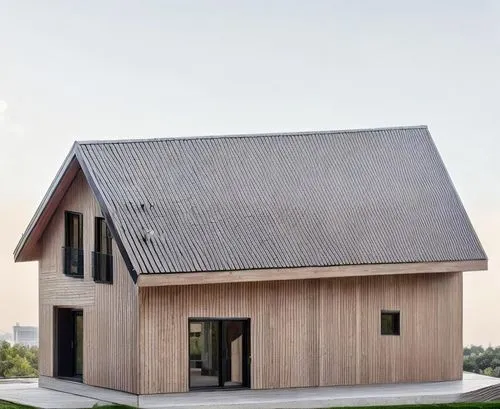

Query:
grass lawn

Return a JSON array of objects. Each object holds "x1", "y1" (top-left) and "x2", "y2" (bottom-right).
[
  {"x1": 0, "y1": 402, "x2": 33, "y2": 409},
  {"x1": 329, "y1": 404, "x2": 500, "y2": 409},
  {"x1": 0, "y1": 402, "x2": 131, "y2": 409}
]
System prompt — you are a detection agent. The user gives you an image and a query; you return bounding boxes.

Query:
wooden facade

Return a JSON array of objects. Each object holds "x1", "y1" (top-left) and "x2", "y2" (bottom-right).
[
  {"x1": 36, "y1": 168, "x2": 464, "y2": 395},
  {"x1": 38, "y1": 171, "x2": 139, "y2": 394},
  {"x1": 139, "y1": 273, "x2": 463, "y2": 394}
]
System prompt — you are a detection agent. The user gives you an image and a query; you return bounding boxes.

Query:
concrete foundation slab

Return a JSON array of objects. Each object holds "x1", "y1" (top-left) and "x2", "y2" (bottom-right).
[
  {"x1": 1, "y1": 373, "x2": 500, "y2": 409},
  {"x1": 0, "y1": 378, "x2": 109, "y2": 409}
]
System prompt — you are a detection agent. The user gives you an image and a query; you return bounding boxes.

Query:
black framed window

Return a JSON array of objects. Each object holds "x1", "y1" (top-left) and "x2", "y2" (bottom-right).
[
  {"x1": 95, "y1": 218, "x2": 112, "y2": 255},
  {"x1": 63, "y1": 212, "x2": 83, "y2": 277},
  {"x1": 93, "y1": 217, "x2": 113, "y2": 284},
  {"x1": 381, "y1": 311, "x2": 400, "y2": 336},
  {"x1": 65, "y1": 212, "x2": 83, "y2": 249}
]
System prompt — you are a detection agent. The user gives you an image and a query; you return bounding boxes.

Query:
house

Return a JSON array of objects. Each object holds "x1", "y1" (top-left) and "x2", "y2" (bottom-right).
[
  {"x1": 13, "y1": 126, "x2": 487, "y2": 395},
  {"x1": 13, "y1": 323, "x2": 39, "y2": 347}
]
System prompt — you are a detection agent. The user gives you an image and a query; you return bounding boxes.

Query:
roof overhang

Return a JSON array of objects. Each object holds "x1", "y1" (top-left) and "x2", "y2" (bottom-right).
[
  {"x1": 14, "y1": 145, "x2": 80, "y2": 262},
  {"x1": 136, "y1": 259, "x2": 487, "y2": 287}
]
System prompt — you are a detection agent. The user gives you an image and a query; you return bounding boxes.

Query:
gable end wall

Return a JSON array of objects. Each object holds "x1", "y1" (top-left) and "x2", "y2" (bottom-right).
[{"x1": 38, "y1": 170, "x2": 139, "y2": 393}]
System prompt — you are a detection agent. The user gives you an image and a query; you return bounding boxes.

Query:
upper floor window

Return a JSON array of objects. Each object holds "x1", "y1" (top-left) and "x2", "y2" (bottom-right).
[
  {"x1": 63, "y1": 211, "x2": 83, "y2": 277},
  {"x1": 93, "y1": 217, "x2": 113, "y2": 284}
]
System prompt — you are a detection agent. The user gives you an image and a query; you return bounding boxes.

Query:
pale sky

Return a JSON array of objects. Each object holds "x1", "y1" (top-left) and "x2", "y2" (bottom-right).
[{"x1": 0, "y1": 0, "x2": 499, "y2": 345}]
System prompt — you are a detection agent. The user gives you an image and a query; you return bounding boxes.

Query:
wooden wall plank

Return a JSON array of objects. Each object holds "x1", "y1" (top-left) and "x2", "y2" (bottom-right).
[{"x1": 139, "y1": 273, "x2": 462, "y2": 394}]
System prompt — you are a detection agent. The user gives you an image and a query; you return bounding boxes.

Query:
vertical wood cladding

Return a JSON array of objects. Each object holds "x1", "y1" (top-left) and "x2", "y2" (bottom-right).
[
  {"x1": 36, "y1": 170, "x2": 463, "y2": 395},
  {"x1": 38, "y1": 170, "x2": 138, "y2": 393},
  {"x1": 139, "y1": 273, "x2": 462, "y2": 394}
]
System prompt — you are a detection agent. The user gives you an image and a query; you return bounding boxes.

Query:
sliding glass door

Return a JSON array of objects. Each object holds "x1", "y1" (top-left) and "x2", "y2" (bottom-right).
[
  {"x1": 189, "y1": 319, "x2": 250, "y2": 390},
  {"x1": 189, "y1": 321, "x2": 220, "y2": 388}
]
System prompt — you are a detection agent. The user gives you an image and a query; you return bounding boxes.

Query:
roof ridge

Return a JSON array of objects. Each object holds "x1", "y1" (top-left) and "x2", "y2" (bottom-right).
[{"x1": 76, "y1": 125, "x2": 429, "y2": 145}]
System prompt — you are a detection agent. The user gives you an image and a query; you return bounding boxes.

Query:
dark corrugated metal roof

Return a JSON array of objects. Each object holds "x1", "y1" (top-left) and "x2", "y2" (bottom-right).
[{"x1": 76, "y1": 126, "x2": 486, "y2": 274}]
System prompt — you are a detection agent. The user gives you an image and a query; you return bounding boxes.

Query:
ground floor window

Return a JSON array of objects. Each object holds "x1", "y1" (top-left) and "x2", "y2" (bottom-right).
[
  {"x1": 381, "y1": 310, "x2": 400, "y2": 336},
  {"x1": 189, "y1": 318, "x2": 250, "y2": 389}
]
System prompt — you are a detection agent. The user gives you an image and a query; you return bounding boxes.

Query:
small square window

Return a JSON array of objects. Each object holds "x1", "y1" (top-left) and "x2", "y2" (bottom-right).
[{"x1": 381, "y1": 311, "x2": 400, "y2": 336}]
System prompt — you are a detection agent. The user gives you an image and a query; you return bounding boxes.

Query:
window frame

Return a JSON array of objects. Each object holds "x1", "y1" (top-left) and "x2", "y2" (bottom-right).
[
  {"x1": 64, "y1": 211, "x2": 83, "y2": 249},
  {"x1": 93, "y1": 217, "x2": 113, "y2": 284},
  {"x1": 380, "y1": 310, "x2": 400, "y2": 336},
  {"x1": 63, "y1": 211, "x2": 84, "y2": 278},
  {"x1": 94, "y1": 217, "x2": 112, "y2": 256}
]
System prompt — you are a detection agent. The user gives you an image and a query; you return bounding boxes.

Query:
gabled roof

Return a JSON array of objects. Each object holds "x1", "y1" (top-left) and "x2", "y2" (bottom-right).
[{"x1": 14, "y1": 126, "x2": 487, "y2": 280}]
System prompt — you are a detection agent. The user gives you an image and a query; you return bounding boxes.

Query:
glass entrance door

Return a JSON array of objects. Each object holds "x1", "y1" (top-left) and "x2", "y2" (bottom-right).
[
  {"x1": 189, "y1": 319, "x2": 250, "y2": 390},
  {"x1": 54, "y1": 307, "x2": 83, "y2": 381}
]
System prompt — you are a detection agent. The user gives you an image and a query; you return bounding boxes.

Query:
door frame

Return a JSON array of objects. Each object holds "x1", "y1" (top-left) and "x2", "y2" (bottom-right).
[
  {"x1": 188, "y1": 318, "x2": 251, "y2": 390},
  {"x1": 53, "y1": 307, "x2": 84, "y2": 381}
]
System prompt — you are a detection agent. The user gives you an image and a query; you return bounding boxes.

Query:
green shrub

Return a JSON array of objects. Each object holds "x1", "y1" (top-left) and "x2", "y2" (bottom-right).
[
  {"x1": 0, "y1": 341, "x2": 38, "y2": 378},
  {"x1": 463, "y1": 345, "x2": 500, "y2": 377}
]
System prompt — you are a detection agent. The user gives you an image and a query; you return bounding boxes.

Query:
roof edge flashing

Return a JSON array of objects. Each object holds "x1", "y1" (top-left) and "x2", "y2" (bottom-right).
[
  {"x1": 13, "y1": 142, "x2": 81, "y2": 262},
  {"x1": 76, "y1": 125, "x2": 429, "y2": 146}
]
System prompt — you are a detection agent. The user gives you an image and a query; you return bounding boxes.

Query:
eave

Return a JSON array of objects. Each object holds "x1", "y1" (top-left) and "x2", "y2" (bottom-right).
[
  {"x1": 136, "y1": 259, "x2": 488, "y2": 287},
  {"x1": 14, "y1": 145, "x2": 80, "y2": 262}
]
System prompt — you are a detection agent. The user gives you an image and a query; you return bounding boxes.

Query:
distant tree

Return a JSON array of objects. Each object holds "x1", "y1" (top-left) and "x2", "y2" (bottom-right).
[
  {"x1": 465, "y1": 345, "x2": 485, "y2": 356},
  {"x1": 0, "y1": 341, "x2": 13, "y2": 376},
  {"x1": 3, "y1": 355, "x2": 35, "y2": 377},
  {"x1": 464, "y1": 345, "x2": 500, "y2": 377},
  {"x1": 0, "y1": 341, "x2": 38, "y2": 378},
  {"x1": 476, "y1": 350, "x2": 494, "y2": 369},
  {"x1": 26, "y1": 347, "x2": 38, "y2": 371},
  {"x1": 484, "y1": 367, "x2": 494, "y2": 377},
  {"x1": 463, "y1": 355, "x2": 479, "y2": 373}
]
